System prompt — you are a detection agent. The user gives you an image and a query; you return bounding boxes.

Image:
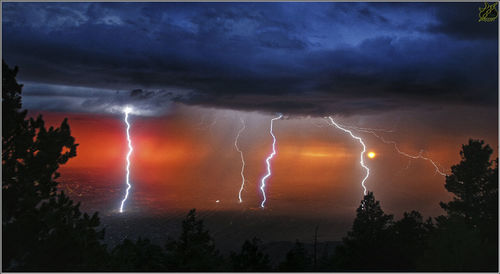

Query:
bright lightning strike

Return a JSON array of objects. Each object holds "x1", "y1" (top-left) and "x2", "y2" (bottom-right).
[
  {"x1": 119, "y1": 106, "x2": 134, "y2": 213},
  {"x1": 353, "y1": 128, "x2": 447, "y2": 176},
  {"x1": 327, "y1": 116, "x2": 370, "y2": 195},
  {"x1": 234, "y1": 117, "x2": 247, "y2": 203},
  {"x1": 259, "y1": 114, "x2": 283, "y2": 208}
]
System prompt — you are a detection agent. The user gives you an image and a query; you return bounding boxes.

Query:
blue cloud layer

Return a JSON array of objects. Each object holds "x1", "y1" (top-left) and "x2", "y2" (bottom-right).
[{"x1": 3, "y1": 2, "x2": 498, "y2": 116}]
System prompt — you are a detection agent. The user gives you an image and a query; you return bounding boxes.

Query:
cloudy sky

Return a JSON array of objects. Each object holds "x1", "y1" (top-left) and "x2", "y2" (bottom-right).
[
  {"x1": 2, "y1": 2, "x2": 498, "y2": 241},
  {"x1": 3, "y1": 2, "x2": 497, "y2": 117}
]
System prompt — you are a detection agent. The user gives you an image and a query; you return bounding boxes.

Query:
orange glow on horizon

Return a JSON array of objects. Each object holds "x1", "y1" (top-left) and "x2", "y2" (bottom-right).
[
  {"x1": 29, "y1": 109, "x2": 497, "y2": 219},
  {"x1": 301, "y1": 152, "x2": 334, "y2": 158}
]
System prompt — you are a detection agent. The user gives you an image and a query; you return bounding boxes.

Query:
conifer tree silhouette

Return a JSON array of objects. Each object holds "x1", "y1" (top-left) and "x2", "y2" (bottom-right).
[{"x1": 2, "y1": 60, "x2": 108, "y2": 271}]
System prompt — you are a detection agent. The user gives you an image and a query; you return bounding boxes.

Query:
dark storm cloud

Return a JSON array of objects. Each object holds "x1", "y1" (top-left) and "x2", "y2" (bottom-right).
[
  {"x1": 426, "y1": 3, "x2": 498, "y2": 40},
  {"x1": 21, "y1": 83, "x2": 182, "y2": 116},
  {"x1": 2, "y1": 2, "x2": 498, "y2": 116}
]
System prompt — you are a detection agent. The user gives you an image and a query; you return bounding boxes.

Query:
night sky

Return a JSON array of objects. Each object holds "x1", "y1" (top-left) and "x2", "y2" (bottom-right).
[{"x1": 2, "y1": 2, "x2": 498, "y2": 243}]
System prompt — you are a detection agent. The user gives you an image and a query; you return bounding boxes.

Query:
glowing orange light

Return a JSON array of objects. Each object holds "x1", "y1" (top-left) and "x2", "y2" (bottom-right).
[{"x1": 367, "y1": 152, "x2": 376, "y2": 159}]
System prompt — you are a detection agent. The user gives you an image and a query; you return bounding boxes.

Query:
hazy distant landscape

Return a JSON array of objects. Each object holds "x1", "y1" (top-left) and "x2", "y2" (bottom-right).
[{"x1": 58, "y1": 176, "x2": 350, "y2": 257}]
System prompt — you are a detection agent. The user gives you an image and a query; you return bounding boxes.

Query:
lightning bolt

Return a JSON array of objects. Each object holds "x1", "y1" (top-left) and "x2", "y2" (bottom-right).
[
  {"x1": 340, "y1": 124, "x2": 396, "y2": 133},
  {"x1": 259, "y1": 114, "x2": 283, "y2": 208},
  {"x1": 327, "y1": 116, "x2": 369, "y2": 195},
  {"x1": 351, "y1": 127, "x2": 447, "y2": 176},
  {"x1": 119, "y1": 107, "x2": 134, "y2": 213},
  {"x1": 234, "y1": 117, "x2": 247, "y2": 203}
]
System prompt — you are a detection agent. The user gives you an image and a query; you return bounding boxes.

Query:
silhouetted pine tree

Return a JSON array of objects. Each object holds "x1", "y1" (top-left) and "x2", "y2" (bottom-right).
[
  {"x1": 419, "y1": 140, "x2": 498, "y2": 271},
  {"x1": 109, "y1": 237, "x2": 166, "y2": 271},
  {"x1": 389, "y1": 210, "x2": 432, "y2": 270},
  {"x1": 279, "y1": 240, "x2": 313, "y2": 271},
  {"x1": 2, "y1": 60, "x2": 108, "y2": 271},
  {"x1": 229, "y1": 237, "x2": 272, "y2": 271},
  {"x1": 332, "y1": 192, "x2": 394, "y2": 271},
  {"x1": 164, "y1": 209, "x2": 223, "y2": 271}
]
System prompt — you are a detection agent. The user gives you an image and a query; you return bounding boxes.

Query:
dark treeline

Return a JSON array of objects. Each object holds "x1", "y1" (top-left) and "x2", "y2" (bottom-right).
[{"x1": 3, "y1": 60, "x2": 498, "y2": 271}]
